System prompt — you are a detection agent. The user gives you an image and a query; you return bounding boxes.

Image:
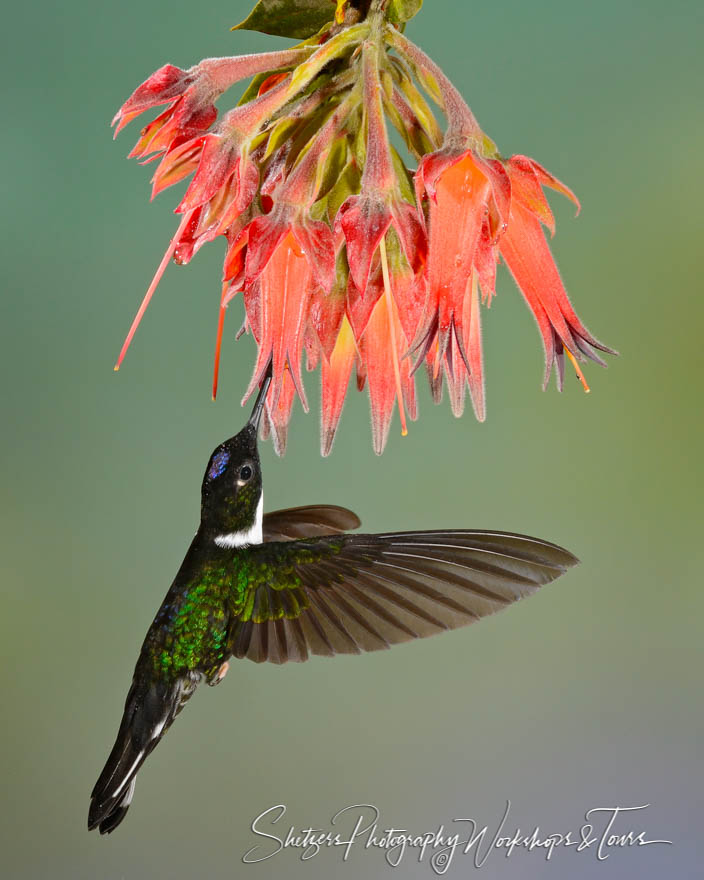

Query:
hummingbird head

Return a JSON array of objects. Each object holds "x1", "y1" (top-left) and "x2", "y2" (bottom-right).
[{"x1": 199, "y1": 373, "x2": 271, "y2": 546}]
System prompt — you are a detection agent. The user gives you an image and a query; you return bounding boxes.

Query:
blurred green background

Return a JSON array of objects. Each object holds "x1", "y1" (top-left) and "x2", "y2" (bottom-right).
[{"x1": 2, "y1": 0, "x2": 702, "y2": 877}]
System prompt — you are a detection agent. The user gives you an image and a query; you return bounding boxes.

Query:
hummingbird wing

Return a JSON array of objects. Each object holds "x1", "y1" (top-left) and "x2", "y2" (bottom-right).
[
  {"x1": 228, "y1": 530, "x2": 578, "y2": 664},
  {"x1": 262, "y1": 505, "x2": 361, "y2": 541}
]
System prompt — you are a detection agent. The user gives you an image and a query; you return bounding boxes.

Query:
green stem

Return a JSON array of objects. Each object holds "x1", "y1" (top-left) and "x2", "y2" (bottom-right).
[
  {"x1": 386, "y1": 24, "x2": 482, "y2": 146},
  {"x1": 359, "y1": 40, "x2": 396, "y2": 194}
]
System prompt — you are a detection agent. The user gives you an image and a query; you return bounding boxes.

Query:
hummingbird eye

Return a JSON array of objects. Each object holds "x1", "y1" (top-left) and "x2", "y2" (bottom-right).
[{"x1": 238, "y1": 464, "x2": 253, "y2": 484}]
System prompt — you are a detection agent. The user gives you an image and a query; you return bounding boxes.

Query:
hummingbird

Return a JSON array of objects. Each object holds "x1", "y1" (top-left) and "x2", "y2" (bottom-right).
[{"x1": 88, "y1": 370, "x2": 579, "y2": 834}]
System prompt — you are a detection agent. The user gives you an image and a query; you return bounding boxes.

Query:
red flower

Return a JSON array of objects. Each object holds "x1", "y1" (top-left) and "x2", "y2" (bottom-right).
[
  {"x1": 245, "y1": 208, "x2": 335, "y2": 292},
  {"x1": 112, "y1": 64, "x2": 198, "y2": 139},
  {"x1": 357, "y1": 261, "x2": 421, "y2": 454},
  {"x1": 391, "y1": 23, "x2": 615, "y2": 416},
  {"x1": 336, "y1": 193, "x2": 425, "y2": 295},
  {"x1": 170, "y1": 77, "x2": 292, "y2": 214},
  {"x1": 111, "y1": 13, "x2": 614, "y2": 455},
  {"x1": 499, "y1": 156, "x2": 615, "y2": 389},
  {"x1": 409, "y1": 143, "x2": 615, "y2": 419},
  {"x1": 112, "y1": 49, "x2": 311, "y2": 155},
  {"x1": 320, "y1": 315, "x2": 357, "y2": 456},
  {"x1": 411, "y1": 150, "x2": 493, "y2": 420},
  {"x1": 121, "y1": 82, "x2": 216, "y2": 166},
  {"x1": 243, "y1": 232, "x2": 313, "y2": 454}
]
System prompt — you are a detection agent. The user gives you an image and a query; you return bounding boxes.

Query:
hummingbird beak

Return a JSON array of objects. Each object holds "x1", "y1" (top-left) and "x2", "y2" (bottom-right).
[{"x1": 247, "y1": 365, "x2": 272, "y2": 431}]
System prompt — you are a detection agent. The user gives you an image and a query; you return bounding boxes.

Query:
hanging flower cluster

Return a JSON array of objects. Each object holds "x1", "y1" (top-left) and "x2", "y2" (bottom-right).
[{"x1": 112, "y1": 0, "x2": 614, "y2": 454}]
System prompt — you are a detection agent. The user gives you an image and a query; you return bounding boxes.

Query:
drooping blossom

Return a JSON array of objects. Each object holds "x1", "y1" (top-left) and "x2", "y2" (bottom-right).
[
  {"x1": 111, "y1": 1, "x2": 614, "y2": 454},
  {"x1": 499, "y1": 155, "x2": 614, "y2": 389}
]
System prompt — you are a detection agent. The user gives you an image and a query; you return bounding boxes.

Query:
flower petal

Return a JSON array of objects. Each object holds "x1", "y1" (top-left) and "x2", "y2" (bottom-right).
[
  {"x1": 113, "y1": 64, "x2": 188, "y2": 132},
  {"x1": 527, "y1": 157, "x2": 581, "y2": 214},
  {"x1": 390, "y1": 267, "x2": 427, "y2": 349},
  {"x1": 176, "y1": 134, "x2": 240, "y2": 213},
  {"x1": 500, "y1": 199, "x2": 613, "y2": 387},
  {"x1": 425, "y1": 151, "x2": 490, "y2": 362},
  {"x1": 465, "y1": 272, "x2": 485, "y2": 421},
  {"x1": 293, "y1": 219, "x2": 336, "y2": 292},
  {"x1": 265, "y1": 371, "x2": 297, "y2": 456},
  {"x1": 507, "y1": 156, "x2": 556, "y2": 235},
  {"x1": 309, "y1": 284, "x2": 346, "y2": 361},
  {"x1": 150, "y1": 136, "x2": 206, "y2": 199},
  {"x1": 390, "y1": 199, "x2": 427, "y2": 274},
  {"x1": 321, "y1": 316, "x2": 356, "y2": 456},
  {"x1": 474, "y1": 156, "x2": 511, "y2": 236},
  {"x1": 244, "y1": 213, "x2": 290, "y2": 287},
  {"x1": 245, "y1": 233, "x2": 312, "y2": 412},
  {"x1": 443, "y1": 331, "x2": 466, "y2": 418},
  {"x1": 336, "y1": 195, "x2": 392, "y2": 294},
  {"x1": 346, "y1": 268, "x2": 382, "y2": 342},
  {"x1": 359, "y1": 290, "x2": 416, "y2": 455},
  {"x1": 474, "y1": 222, "x2": 498, "y2": 305}
]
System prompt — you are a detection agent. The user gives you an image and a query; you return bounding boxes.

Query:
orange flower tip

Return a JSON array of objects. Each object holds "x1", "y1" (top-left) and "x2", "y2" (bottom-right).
[
  {"x1": 113, "y1": 364, "x2": 120, "y2": 372},
  {"x1": 565, "y1": 349, "x2": 591, "y2": 392},
  {"x1": 398, "y1": 408, "x2": 408, "y2": 436}
]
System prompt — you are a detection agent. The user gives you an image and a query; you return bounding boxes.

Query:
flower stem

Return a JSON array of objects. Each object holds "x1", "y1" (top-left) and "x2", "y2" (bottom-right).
[
  {"x1": 220, "y1": 25, "x2": 368, "y2": 145},
  {"x1": 198, "y1": 47, "x2": 313, "y2": 95},
  {"x1": 360, "y1": 40, "x2": 395, "y2": 193},
  {"x1": 288, "y1": 23, "x2": 370, "y2": 95},
  {"x1": 282, "y1": 90, "x2": 358, "y2": 204},
  {"x1": 388, "y1": 58, "x2": 443, "y2": 149},
  {"x1": 385, "y1": 25, "x2": 482, "y2": 144},
  {"x1": 221, "y1": 75, "x2": 295, "y2": 140}
]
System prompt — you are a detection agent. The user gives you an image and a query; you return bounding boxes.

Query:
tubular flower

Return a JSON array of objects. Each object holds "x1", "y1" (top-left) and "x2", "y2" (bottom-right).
[
  {"x1": 498, "y1": 156, "x2": 615, "y2": 389},
  {"x1": 112, "y1": 0, "x2": 615, "y2": 455},
  {"x1": 245, "y1": 231, "x2": 312, "y2": 454}
]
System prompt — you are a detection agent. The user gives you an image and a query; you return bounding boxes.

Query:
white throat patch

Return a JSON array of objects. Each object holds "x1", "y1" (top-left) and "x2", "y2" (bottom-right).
[{"x1": 215, "y1": 495, "x2": 263, "y2": 548}]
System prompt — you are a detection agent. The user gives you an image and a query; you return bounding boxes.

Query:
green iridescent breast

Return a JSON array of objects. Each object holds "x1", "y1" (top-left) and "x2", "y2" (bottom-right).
[{"x1": 149, "y1": 561, "x2": 234, "y2": 679}]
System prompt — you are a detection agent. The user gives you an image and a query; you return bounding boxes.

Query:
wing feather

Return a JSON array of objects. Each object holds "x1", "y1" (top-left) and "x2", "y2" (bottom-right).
[
  {"x1": 227, "y1": 530, "x2": 578, "y2": 664},
  {"x1": 262, "y1": 506, "x2": 361, "y2": 541}
]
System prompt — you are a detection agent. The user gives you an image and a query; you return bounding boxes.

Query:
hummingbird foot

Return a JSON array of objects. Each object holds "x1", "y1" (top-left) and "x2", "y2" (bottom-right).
[{"x1": 210, "y1": 661, "x2": 229, "y2": 686}]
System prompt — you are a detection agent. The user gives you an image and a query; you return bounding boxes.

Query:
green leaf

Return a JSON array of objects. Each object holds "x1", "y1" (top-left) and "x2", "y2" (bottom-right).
[
  {"x1": 389, "y1": 145, "x2": 415, "y2": 204},
  {"x1": 387, "y1": 0, "x2": 423, "y2": 27},
  {"x1": 316, "y1": 133, "x2": 350, "y2": 201},
  {"x1": 287, "y1": 101, "x2": 338, "y2": 169},
  {"x1": 238, "y1": 69, "x2": 296, "y2": 106},
  {"x1": 325, "y1": 159, "x2": 361, "y2": 223},
  {"x1": 263, "y1": 115, "x2": 302, "y2": 159},
  {"x1": 232, "y1": 0, "x2": 337, "y2": 39}
]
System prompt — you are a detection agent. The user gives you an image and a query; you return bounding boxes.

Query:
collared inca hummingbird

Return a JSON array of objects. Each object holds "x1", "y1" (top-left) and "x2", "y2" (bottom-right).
[{"x1": 88, "y1": 371, "x2": 578, "y2": 834}]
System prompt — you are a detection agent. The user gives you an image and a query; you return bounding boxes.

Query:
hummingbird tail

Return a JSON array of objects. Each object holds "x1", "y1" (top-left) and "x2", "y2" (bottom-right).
[{"x1": 88, "y1": 674, "x2": 196, "y2": 834}]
